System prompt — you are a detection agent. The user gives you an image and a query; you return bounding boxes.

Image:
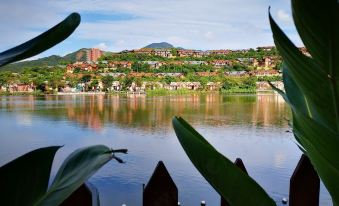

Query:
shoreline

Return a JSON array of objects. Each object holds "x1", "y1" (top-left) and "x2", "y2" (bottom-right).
[{"x1": 1, "y1": 90, "x2": 277, "y2": 97}]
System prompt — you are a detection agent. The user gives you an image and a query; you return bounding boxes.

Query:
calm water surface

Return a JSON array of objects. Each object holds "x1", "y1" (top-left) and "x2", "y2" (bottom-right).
[{"x1": 0, "y1": 94, "x2": 332, "y2": 205}]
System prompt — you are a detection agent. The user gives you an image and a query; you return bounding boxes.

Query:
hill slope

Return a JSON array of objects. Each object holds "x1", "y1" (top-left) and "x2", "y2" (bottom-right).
[
  {"x1": 1, "y1": 48, "x2": 90, "y2": 72},
  {"x1": 143, "y1": 42, "x2": 174, "y2": 49}
]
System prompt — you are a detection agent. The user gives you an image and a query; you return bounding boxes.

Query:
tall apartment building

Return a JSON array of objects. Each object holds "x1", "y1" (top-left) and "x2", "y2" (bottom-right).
[{"x1": 86, "y1": 48, "x2": 103, "y2": 62}]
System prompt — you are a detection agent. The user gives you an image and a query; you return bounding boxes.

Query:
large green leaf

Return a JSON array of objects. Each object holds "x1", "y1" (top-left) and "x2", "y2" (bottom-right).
[
  {"x1": 269, "y1": 1, "x2": 339, "y2": 205},
  {"x1": 0, "y1": 146, "x2": 61, "y2": 206},
  {"x1": 35, "y1": 145, "x2": 114, "y2": 206},
  {"x1": 172, "y1": 117, "x2": 276, "y2": 206},
  {"x1": 0, "y1": 13, "x2": 80, "y2": 67}
]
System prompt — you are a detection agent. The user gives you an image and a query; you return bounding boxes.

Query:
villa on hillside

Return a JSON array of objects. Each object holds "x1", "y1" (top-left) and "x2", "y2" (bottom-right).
[
  {"x1": 250, "y1": 69, "x2": 281, "y2": 77},
  {"x1": 177, "y1": 50, "x2": 195, "y2": 57},
  {"x1": 208, "y1": 49, "x2": 231, "y2": 55},
  {"x1": 195, "y1": 72, "x2": 219, "y2": 77},
  {"x1": 153, "y1": 49, "x2": 173, "y2": 58},
  {"x1": 100, "y1": 73, "x2": 126, "y2": 78},
  {"x1": 257, "y1": 46, "x2": 275, "y2": 51},
  {"x1": 225, "y1": 71, "x2": 248, "y2": 77},
  {"x1": 142, "y1": 61, "x2": 164, "y2": 69},
  {"x1": 184, "y1": 61, "x2": 207, "y2": 65},
  {"x1": 66, "y1": 62, "x2": 98, "y2": 73},
  {"x1": 133, "y1": 48, "x2": 154, "y2": 55},
  {"x1": 156, "y1": 73, "x2": 184, "y2": 78},
  {"x1": 108, "y1": 61, "x2": 132, "y2": 69},
  {"x1": 210, "y1": 60, "x2": 232, "y2": 68}
]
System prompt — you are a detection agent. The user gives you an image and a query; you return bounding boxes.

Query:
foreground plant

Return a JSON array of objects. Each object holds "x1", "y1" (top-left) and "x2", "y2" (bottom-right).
[
  {"x1": 0, "y1": 12, "x2": 127, "y2": 206},
  {"x1": 0, "y1": 145, "x2": 127, "y2": 206},
  {"x1": 173, "y1": 0, "x2": 339, "y2": 205},
  {"x1": 0, "y1": 13, "x2": 80, "y2": 67}
]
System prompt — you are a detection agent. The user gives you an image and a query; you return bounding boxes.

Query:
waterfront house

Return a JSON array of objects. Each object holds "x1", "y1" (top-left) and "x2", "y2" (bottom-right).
[
  {"x1": 167, "y1": 82, "x2": 201, "y2": 90},
  {"x1": 141, "y1": 82, "x2": 163, "y2": 91},
  {"x1": 256, "y1": 81, "x2": 284, "y2": 91},
  {"x1": 186, "y1": 82, "x2": 201, "y2": 90},
  {"x1": 5, "y1": 83, "x2": 35, "y2": 92},
  {"x1": 111, "y1": 81, "x2": 121, "y2": 91},
  {"x1": 206, "y1": 82, "x2": 221, "y2": 91}
]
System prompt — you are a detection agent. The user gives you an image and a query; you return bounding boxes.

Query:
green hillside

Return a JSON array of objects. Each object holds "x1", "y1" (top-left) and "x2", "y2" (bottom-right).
[{"x1": 1, "y1": 48, "x2": 90, "y2": 72}]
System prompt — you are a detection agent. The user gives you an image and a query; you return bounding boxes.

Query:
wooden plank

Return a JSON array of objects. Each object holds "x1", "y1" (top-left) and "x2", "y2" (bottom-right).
[
  {"x1": 221, "y1": 158, "x2": 248, "y2": 206},
  {"x1": 289, "y1": 154, "x2": 320, "y2": 206},
  {"x1": 60, "y1": 182, "x2": 99, "y2": 206},
  {"x1": 143, "y1": 161, "x2": 178, "y2": 206}
]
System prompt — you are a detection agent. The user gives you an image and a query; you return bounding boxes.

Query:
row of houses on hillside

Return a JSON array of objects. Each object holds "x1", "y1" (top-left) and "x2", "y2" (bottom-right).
[
  {"x1": 66, "y1": 56, "x2": 280, "y2": 73},
  {"x1": 98, "y1": 69, "x2": 281, "y2": 78},
  {"x1": 126, "y1": 46, "x2": 311, "y2": 58}
]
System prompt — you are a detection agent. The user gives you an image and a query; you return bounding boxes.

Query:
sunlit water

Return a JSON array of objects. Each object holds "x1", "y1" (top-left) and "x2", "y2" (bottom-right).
[{"x1": 0, "y1": 94, "x2": 332, "y2": 206}]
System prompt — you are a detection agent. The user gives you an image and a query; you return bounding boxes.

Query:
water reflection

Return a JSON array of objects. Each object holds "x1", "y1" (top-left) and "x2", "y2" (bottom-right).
[
  {"x1": 1, "y1": 94, "x2": 290, "y2": 132},
  {"x1": 1, "y1": 94, "x2": 331, "y2": 206}
]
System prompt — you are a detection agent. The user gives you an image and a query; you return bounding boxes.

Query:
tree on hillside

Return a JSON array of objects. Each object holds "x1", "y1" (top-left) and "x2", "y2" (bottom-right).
[
  {"x1": 81, "y1": 74, "x2": 92, "y2": 91},
  {"x1": 101, "y1": 75, "x2": 114, "y2": 91}
]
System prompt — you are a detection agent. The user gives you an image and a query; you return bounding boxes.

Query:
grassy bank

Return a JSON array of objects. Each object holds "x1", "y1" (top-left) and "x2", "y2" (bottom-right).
[
  {"x1": 0, "y1": 91, "x2": 44, "y2": 96},
  {"x1": 146, "y1": 88, "x2": 209, "y2": 96},
  {"x1": 221, "y1": 88, "x2": 257, "y2": 94}
]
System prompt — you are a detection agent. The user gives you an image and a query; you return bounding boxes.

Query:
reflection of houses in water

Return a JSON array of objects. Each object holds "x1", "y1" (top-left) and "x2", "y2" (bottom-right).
[
  {"x1": 253, "y1": 94, "x2": 288, "y2": 127},
  {"x1": 1, "y1": 94, "x2": 290, "y2": 132}
]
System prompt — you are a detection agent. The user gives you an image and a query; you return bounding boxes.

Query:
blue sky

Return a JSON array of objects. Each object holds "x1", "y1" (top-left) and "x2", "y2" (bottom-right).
[{"x1": 0, "y1": 0, "x2": 302, "y2": 59}]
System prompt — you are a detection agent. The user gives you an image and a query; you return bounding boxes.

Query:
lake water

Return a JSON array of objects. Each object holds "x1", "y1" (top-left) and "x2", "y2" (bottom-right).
[{"x1": 0, "y1": 94, "x2": 332, "y2": 206}]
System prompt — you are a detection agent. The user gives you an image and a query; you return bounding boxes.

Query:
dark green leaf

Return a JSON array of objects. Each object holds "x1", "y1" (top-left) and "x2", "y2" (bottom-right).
[
  {"x1": 0, "y1": 13, "x2": 80, "y2": 67},
  {"x1": 269, "y1": 2, "x2": 339, "y2": 205},
  {"x1": 36, "y1": 145, "x2": 114, "y2": 206},
  {"x1": 172, "y1": 117, "x2": 276, "y2": 206},
  {"x1": 0, "y1": 146, "x2": 61, "y2": 206}
]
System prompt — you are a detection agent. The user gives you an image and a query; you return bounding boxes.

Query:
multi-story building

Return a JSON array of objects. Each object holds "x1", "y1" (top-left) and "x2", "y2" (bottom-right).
[{"x1": 87, "y1": 48, "x2": 103, "y2": 62}]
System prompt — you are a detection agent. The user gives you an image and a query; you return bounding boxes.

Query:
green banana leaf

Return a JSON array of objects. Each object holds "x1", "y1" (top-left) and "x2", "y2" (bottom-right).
[
  {"x1": 172, "y1": 116, "x2": 276, "y2": 206},
  {"x1": 269, "y1": 0, "x2": 339, "y2": 205},
  {"x1": 0, "y1": 12, "x2": 80, "y2": 67},
  {"x1": 0, "y1": 146, "x2": 61, "y2": 206},
  {"x1": 35, "y1": 145, "x2": 114, "y2": 206}
]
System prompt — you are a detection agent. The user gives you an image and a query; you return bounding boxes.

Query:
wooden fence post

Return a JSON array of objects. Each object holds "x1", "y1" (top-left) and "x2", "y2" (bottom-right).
[
  {"x1": 289, "y1": 154, "x2": 320, "y2": 206},
  {"x1": 60, "y1": 182, "x2": 99, "y2": 206},
  {"x1": 220, "y1": 158, "x2": 248, "y2": 206},
  {"x1": 143, "y1": 161, "x2": 178, "y2": 206}
]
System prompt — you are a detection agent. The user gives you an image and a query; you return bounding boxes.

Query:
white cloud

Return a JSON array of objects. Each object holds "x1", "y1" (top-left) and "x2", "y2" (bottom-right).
[
  {"x1": 277, "y1": 9, "x2": 291, "y2": 22},
  {"x1": 94, "y1": 42, "x2": 109, "y2": 50},
  {"x1": 0, "y1": 0, "x2": 301, "y2": 56}
]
